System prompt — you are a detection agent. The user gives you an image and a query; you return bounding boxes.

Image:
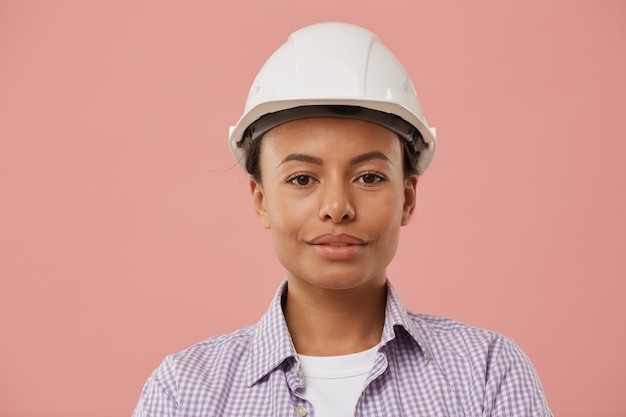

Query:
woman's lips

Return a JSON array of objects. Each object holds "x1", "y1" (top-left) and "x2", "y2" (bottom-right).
[{"x1": 306, "y1": 234, "x2": 367, "y2": 260}]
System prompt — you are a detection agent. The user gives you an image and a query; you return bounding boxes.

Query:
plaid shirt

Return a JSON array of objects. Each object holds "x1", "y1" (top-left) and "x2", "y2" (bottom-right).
[{"x1": 133, "y1": 281, "x2": 552, "y2": 417}]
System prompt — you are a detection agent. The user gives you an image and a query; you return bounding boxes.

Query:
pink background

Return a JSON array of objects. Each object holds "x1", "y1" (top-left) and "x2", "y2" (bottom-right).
[{"x1": 1, "y1": 1, "x2": 625, "y2": 416}]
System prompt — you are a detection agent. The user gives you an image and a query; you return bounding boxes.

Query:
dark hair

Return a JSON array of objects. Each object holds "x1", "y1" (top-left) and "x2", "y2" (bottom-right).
[
  {"x1": 245, "y1": 135, "x2": 264, "y2": 182},
  {"x1": 244, "y1": 132, "x2": 419, "y2": 183}
]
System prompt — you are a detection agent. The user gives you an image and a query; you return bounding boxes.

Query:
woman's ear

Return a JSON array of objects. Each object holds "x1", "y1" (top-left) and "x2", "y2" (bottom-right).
[
  {"x1": 250, "y1": 179, "x2": 271, "y2": 229},
  {"x1": 401, "y1": 174, "x2": 418, "y2": 226}
]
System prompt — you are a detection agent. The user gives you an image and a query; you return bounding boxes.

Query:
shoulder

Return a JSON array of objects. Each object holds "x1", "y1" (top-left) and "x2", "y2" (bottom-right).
[
  {"x1": 407, "y1": 312, "x2": 539, "y2": 376},
  {"x1": 403, "y1": 312, "x2": 530, "y2": 386},
  {"x1": 404, "y1": 313, "x2": 552, "y2": 416},
  {"x1": 407, "y1": 311, "x2": 510, "y2": 357},
  {"x1": 145, "y1": 325, "x2": 257, "y2": 400},
  {"x1": 132, "y1": 325, "x2": 262, "y2": 416},
  {"x1": 159, "y1": 324, "x2": 256, "y2": 380}
]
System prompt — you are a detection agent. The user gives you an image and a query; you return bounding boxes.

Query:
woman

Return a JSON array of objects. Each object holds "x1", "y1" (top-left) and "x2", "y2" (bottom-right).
[{"x1": 133, "y1": 22, "x2": 552, "y2": 417}]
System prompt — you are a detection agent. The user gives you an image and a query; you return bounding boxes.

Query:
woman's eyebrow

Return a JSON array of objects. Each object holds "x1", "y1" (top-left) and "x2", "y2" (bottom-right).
[
  {"x1": 350, "y1": 151, "x2": 393, "y2": 166},
  {"x1": 278, "y1": 151, "x2": 392, "y2": 167},
  {"x1": 278, "y1": 153, "x2": 323, "y2": 167}
]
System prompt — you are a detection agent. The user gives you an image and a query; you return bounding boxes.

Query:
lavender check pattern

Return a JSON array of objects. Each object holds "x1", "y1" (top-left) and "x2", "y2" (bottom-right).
[{"x1": 133, "y1": 281, "x2": 552, "y2": 416}]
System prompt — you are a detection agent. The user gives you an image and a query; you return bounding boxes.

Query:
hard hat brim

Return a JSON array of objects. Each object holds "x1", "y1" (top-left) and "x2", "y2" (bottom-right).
[{"x1": 229, "y1": 98, "x2": 436, "y2": 174}]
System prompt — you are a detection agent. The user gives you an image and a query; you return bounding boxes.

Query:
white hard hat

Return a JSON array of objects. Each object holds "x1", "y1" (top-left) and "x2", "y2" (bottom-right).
[{"x1": 229, "y1": 22, "x2": 436, "y2": 174}]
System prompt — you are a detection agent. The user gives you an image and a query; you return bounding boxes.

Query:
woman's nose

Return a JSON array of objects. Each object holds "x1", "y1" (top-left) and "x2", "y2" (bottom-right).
[{"x1": 318, "y1": 181, "x2": 356, "y2": 223}]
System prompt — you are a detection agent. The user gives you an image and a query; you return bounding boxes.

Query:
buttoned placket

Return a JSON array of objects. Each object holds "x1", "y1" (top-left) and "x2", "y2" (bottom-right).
[
  {"x1": 289, "y1": 359, "x2": 314, "y2": 417},
  {"x1": 350, "y1": 349, "x2": 390, "y2": 416}
]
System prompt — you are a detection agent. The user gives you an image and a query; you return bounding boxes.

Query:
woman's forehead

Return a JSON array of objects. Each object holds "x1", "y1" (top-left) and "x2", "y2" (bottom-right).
[{"x1": 262, "y1": 117, "x2": 401, "y2": 154}]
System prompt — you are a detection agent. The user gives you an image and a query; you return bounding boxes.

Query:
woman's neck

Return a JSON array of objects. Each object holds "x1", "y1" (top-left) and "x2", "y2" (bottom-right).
[{"x1": 283, "y1": 278, "x2": 387, "y2": 356}]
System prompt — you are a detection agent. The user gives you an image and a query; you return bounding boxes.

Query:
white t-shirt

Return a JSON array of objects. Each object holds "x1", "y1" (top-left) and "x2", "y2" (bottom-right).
[{"x1": 297, "y1": 345, "x2": 379, "y2": 417}]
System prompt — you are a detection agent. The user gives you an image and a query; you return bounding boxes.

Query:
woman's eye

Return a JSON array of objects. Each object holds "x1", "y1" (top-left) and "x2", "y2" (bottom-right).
[
  {"x1": 358, "y1": 173, "x2": 384, "y2": 184},
  {"x1": 289, "y1": 175, "x2": 315, "y2": 186}
]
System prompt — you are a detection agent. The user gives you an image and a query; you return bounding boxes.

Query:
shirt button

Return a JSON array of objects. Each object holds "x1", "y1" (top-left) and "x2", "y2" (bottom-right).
[{"x1": 295, "y1": 405, "x2": 308, "y2": 416}]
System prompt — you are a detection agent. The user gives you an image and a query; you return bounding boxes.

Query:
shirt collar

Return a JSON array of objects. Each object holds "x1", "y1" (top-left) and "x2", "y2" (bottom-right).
[
  {"x1": 245, "y1": 280, "x2": 431, "y2": 386},
  {"x1": 381, "y1": 282, "x2": 432, "y2": 362},
  {"x1": 246, "y1": 281, "x2": 297, "y2": 387}
]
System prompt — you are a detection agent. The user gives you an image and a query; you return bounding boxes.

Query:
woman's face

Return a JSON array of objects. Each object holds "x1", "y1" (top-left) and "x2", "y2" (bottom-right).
[{"x1": 250, "y1": 117, "x2": 418, "y2": 291}]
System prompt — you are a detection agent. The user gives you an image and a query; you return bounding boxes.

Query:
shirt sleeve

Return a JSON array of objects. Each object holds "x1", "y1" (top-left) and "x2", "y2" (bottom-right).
[
  {"x1": 132, "y1": 358, "x2": 179, "y2": 417},
  {"x1": 482, "y1": 337, "x2": 553, "y2": 417}
]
